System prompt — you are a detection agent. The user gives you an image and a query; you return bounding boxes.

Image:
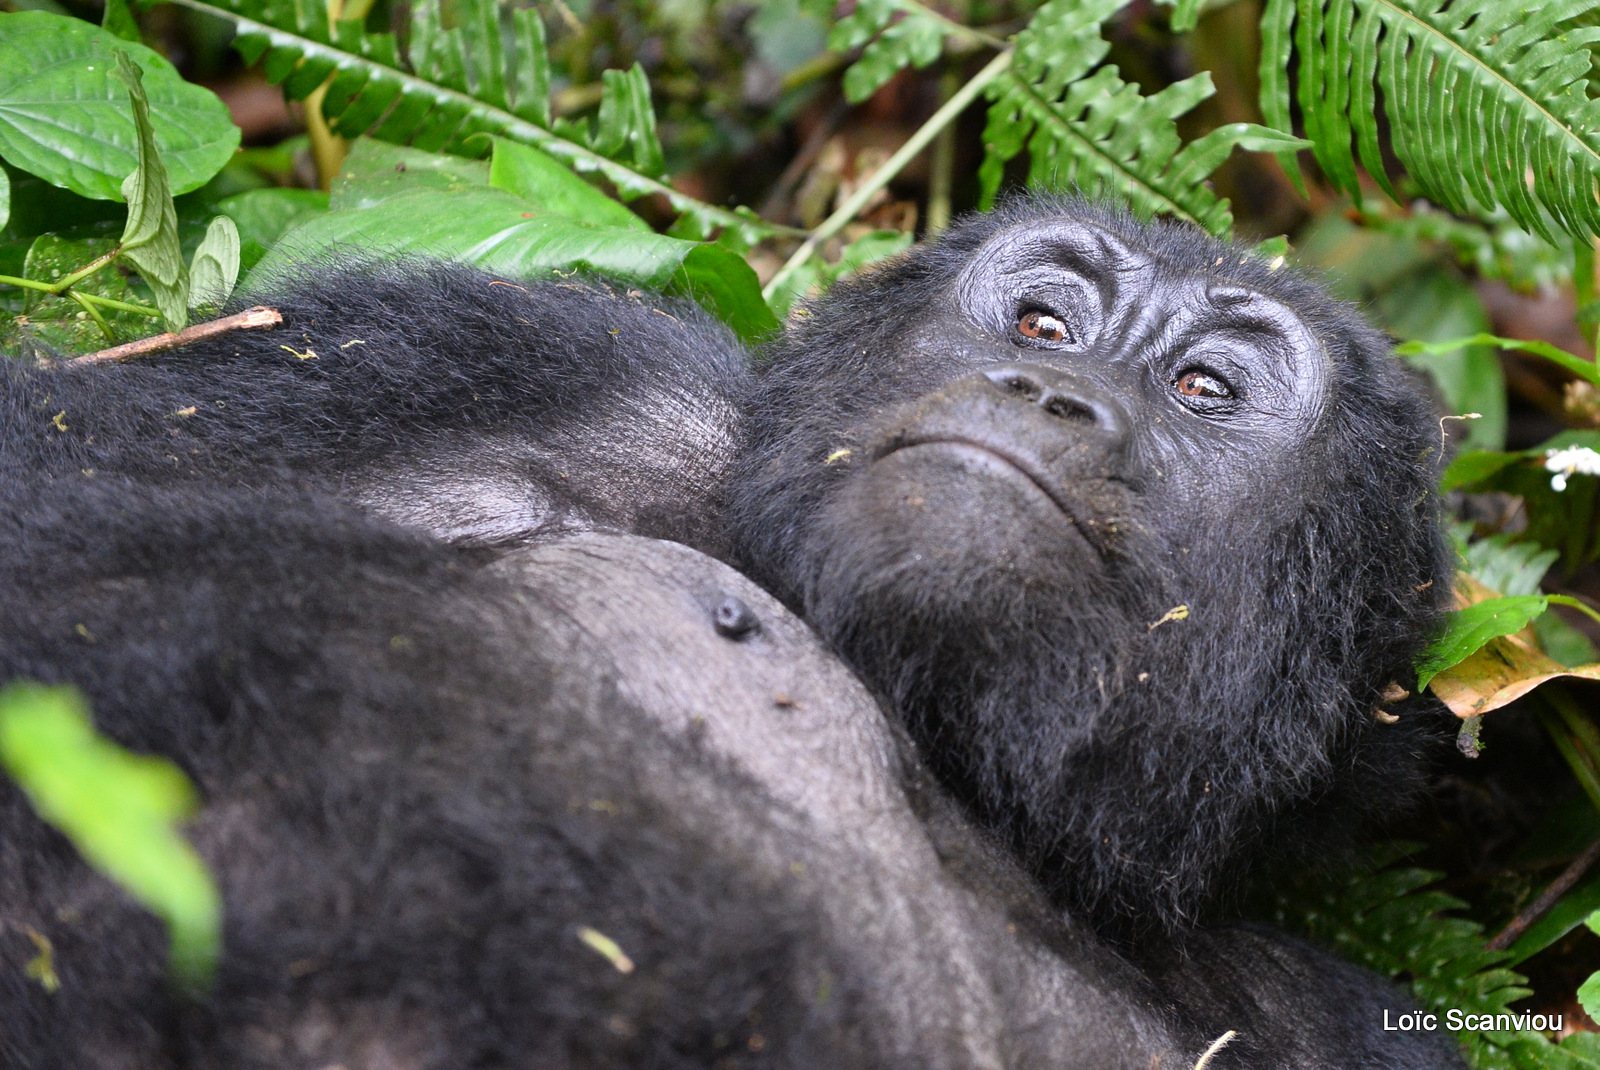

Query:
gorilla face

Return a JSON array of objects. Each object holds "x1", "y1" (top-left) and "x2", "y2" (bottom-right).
[{"x1": 731, "y1": 198, "x2": 1450, "y2": 934}]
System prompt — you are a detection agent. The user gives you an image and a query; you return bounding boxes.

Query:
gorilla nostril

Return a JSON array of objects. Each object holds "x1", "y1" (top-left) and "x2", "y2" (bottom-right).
[
  {"x1": 1043, "y1": 394, "x2": 1094, "y2": 421},
  {"x1": 987, "y1": 369, "x2": 1044, "y2": 403}
]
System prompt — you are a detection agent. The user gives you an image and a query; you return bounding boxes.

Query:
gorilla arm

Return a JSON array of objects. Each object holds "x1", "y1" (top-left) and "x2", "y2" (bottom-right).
[{"x1": 0, "y1": 260, "x2": 748, "y2": 551}]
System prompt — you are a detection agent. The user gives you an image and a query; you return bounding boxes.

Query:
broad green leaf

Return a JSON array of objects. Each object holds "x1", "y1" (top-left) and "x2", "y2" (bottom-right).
[
  {"x1": 330, "y1": 138, "x2": 491, "y2": 210},
  {"x1": 1379, "y1": 269, "x2": 1505, "y2": 451},
  {"x1": 168, "y1": 0, "x2": 776, "y2": 249},
  {"x1": 0, "y1": 12, "x2": 238, "y2": 201},
  {"x1": 674, "y1": 243, "x2": 779, "y2": 344},
  {"x1": 188, "y1": 214, "x2": 239, "y2": 311},
  {"x1": 101, "y1": 0, "x2": 141, "y2": 42},
  {"x1": 112, "y1": 50, "x2": 187, "y2": 330},
  {"x1": 1260, "y1": 0, "x2": 1600, "y2": 243},
  {"x1": 1415, "y1": 595, "x2": 1550, "y2": 690},
  {"x1": 0, "y1": 682, "x2": 220, "y2": 993},
  {"x1": 248, "y1": 188, "x2": 777, "y2": 343},
  {"x1": 1441, "y1": 449, "x2": 1521, "y2": 492},
  {"x1": 215, "y1": 187, "x2": 328, "y2": 272},
  {"x1": 488, "y1": 139, "x2": 645, "y2": 231},
  {"x1": 979, "y1": 0, "x2": 1308, "y2": 236}
]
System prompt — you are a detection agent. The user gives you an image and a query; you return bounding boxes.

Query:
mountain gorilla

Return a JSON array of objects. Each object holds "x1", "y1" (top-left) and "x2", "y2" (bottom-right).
[{"x1": 0, "y1": 197, "x2": 1460, "y2": 1068}]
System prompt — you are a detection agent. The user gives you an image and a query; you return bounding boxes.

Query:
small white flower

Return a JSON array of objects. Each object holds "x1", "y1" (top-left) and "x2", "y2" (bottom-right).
[{"x1": 1544, "y1": 445, "x2": 1600, "y2": 491}]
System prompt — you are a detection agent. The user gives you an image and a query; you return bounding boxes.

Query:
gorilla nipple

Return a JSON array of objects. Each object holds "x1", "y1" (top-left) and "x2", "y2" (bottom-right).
[{"x1": 713, "y1": 596, "x2": 761, "y2": 640}]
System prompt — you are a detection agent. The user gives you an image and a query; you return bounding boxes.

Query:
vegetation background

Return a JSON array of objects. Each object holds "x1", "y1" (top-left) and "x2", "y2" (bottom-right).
[{"x1": 2, "y1": 0, "x2": 1600, "y2": 1063}]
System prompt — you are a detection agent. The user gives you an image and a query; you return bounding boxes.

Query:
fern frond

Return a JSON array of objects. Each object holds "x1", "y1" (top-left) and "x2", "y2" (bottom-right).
[
  {"x1": 165, "y1": 0, "x2": 775, "y2": 248},
  {"x1": 1261, "y1": 0, "x2": 1600, "y2": 243},
  {"x1": 829, "y1": 0, "x2": 996, "y2": 103},
  {"x1": 1265, "y1": 850, "x2": 1600, "y2": 1070},
  {"x1": 979, "y1": 0, "x2": 1306, "y2": 236}
]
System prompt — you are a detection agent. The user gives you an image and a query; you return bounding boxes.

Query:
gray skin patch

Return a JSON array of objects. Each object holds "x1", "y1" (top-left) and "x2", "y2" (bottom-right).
[{"x1": 489, "y1": 532, "x2": 1188, "y2": 1070}]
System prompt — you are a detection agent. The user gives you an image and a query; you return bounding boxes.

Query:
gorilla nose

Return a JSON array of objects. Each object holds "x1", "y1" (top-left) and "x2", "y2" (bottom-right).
[{"x1": 981, "y1": 364, "x2": 1127, "y2": 436}]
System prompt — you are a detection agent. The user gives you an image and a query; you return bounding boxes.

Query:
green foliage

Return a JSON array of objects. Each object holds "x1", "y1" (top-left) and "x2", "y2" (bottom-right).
[
  {"x1": 169, "y1": 0, "x2": 775, "y2": 249},
  {"x1": 0, "y1": 12, "x2": 238, "y2": 201},
  {"x1": 250, "y1": 139, "x2": 777, "y2": 343},
  {"x1": 1461, "y1": 532, "x2": 1560, "y2": 599},
  {"x1": 112, "y1": 50, "x2": 190, "y2": 329},
  {"x1": 830, "y1": 0, "x2": 961, "y2": 103},
  {"x1": 1504, "y1": 870, "x2": 1600, "y2": 966},
  {"x1": 1416, "y1": 595, "x2": 1552, "y2": 689},
  {"x1": 1260, "y1": 0, "x2": 1600, "y2": 244},
  {"x1": 767, "y1": 228, "x2": 913, "y2": 318},
  {"x1": 978, "y1": 0, "x2": 1307, "y2": 236},
  {"x1": 0, "y1": 682, "x2": 221, "y2": 994},
  {"x1": 1265, "y1": 848, "x2": 1600, "y2": 1070}
]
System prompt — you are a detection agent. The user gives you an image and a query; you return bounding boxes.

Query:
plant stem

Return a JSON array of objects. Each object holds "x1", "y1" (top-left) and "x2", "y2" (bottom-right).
[
  {"x1": 1550, "y1": 594, "x2": 1600, "y2": 628},
  {"x1": 0, "y1": 276, "x2": 160, "y2": 317},
  {"x1": 926, "y1": 64, "x2": 960, "y2": 236},
  {"x1": 53, "y1": 249, "x2": 122, "y2": 292},
  {"x1": 763, "y1": 48, "x2": 1013, "y2": 302},
  {"x1": 67, "y1": 292, "x2": 117, "y2": 341}
]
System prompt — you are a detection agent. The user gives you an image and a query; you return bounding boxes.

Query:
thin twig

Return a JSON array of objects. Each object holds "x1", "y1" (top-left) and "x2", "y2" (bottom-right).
[
  {"x1": 1486, "y1": 836, "x2": 1600, "y2": 952},
  {"x1": 762, "y1": 48, "x2": 1014, "y2": 302},
  {"x1": 67, "y1": 307, "x2": 283, "y2": 365}
]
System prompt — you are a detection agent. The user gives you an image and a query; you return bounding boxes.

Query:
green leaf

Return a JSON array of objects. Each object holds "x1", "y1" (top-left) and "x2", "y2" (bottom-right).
[
  {"x1": 1396, "y1": 332, "x2": 1600, "y2": 388},
  {"x1": 1503, "y1": 872, "x2": 1600, "y2": 965},
  {"x1": 248, "y1": 188, "x2": 777, "y2": 343},
  {"x1": 188, "y1": 214, "x2": 239, "y2": 312},
  {"x1": 112, "y1": 50, "x2": 187, "y2": 330},
  {"x1": 591, "y1": 65, "x2": 666, "y2": 180},
  {"x1": 101, "y1": 0, "x2": 141, "y2": 42},
  {"x1": 979, "y1": 0, "x2": 1308, "y2": 236},
  {"x1": 9, "y1": 231, "x2": 155, "y2": 351},
  {"x1": 489, "y1": 138, "x2": 646, "y2": 231},
  {"x1": 168, "y1": 0, "x2": 776, "y2": 249},
  {"x1": 1442, "y1": 449, "x2": 1522, "y2": 491},
  {"x1": 1415, "y1": 595, "x2": 1552, "y2": 690},
  {"x1": 1461, "y1": 534, "x2": 1558, "y2": 598},
  {"x1": 215, "y1": 186, "x2": 328, "y2": 272},
  {"x1": 1379, "y1": 269, "x2": 1506, "y2": 451},
  {"x1": 330, "y1": 138, "x2": 491, "y2": 210},
  {"x1": 1260, "y1": 0, "x2": 1600, "y2": 244},
  {"x1": 0, "y1": 682, "x2": 221, "y2": 993},
  {"x1": 1581, "y1": 969, "x2": 1600, "y2": 1024},
  {"x1": 0, "y1": 165, "x2": 9, "y2": 232},
  {"x1": 0, "y1": 12, "x2": 238, "y2": 201},
  {"x1": 767, "y1": 228, "x2": 913, "y2": 318},
  {"x1": 831, "y1": 0, "x2": 949, "y2": 103}
]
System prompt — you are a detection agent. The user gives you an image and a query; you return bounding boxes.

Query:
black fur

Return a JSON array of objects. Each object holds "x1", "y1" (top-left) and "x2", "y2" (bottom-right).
[{"x1": 0, "y1": 199, "x2": 1464, "y2": 1068}]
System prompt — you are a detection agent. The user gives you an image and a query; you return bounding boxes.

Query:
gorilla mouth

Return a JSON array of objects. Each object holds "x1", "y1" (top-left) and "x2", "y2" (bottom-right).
[{"x1": 878, "y1": 438, "x2": 1107, "y2": 549}]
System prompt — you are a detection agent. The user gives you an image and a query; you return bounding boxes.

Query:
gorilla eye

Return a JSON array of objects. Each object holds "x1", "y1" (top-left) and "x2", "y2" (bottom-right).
[
  {"x1": 1017, "y1": 310, "x2": 1071, "y2": 343},
  {"x1": 1175, "y1": 370, "x2": 1232, "y2": 400}
]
